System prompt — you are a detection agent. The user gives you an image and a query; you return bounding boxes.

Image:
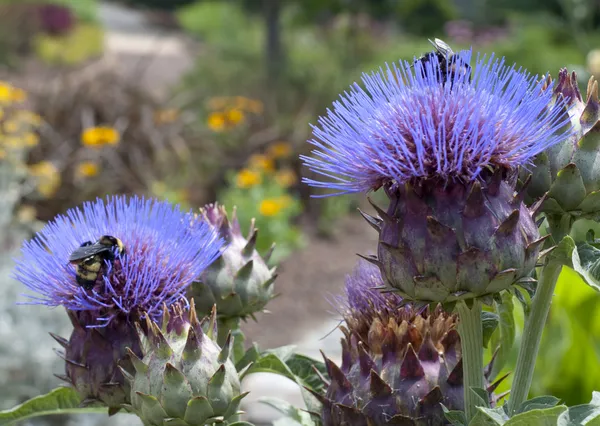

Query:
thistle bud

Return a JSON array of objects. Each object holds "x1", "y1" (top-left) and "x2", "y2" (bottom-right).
[
  {"x1": 125, "y1": 301, "x2": 247, "y2": 425},
  {"x1": 190, "y1": 203, "x2": 277, "y2": 319},
  {"x1": 524, "y1": 69, "x2": 600, "y2": 238},
  {"x1": 315, "y1": 261, "x2": 507, "y2": 425}
]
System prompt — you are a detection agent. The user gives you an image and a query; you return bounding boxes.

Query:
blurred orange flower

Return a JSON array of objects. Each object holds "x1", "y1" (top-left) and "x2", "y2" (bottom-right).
[
  {"x1": 268, "y1": 141, "x2": 293, "y2": 159},
  {"x1": 259, "y1": 198, "x2": 283, "y2": 217},
  {"x1": 76, "y1": 161, "x2": 100, "y2": 178},
  {"x1": 81, "y1": 126, "x2": 120, "y2": 147},
  {"x1": 236, "y1": 168, "x2": 261, "y2": 188},
  {"x1": 207, "y1": 112, "x2": 226, "y2": 132},
  {"x1": 248, "y1": 154, "x2": 275, "y2": 173},
  {"x1": 275, "y1": 169, "x2": 298, "y2": 187}
]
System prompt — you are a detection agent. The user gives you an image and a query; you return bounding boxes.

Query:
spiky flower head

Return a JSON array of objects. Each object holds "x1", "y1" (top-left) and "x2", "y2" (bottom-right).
[
  {"x1": 302, "y1": 51, "x2": 569, "y2": 194},
  {"x1": 303, "y1": 48, "x2": 570, "y2": 303},
  {"x1": 125, "y1": 300, "x2": 246, "y2": 426},
  {"x1": 316, "y1": 261, "x2": 506, "y2": 425},
  {"x1": 523, "y1": 69, "x2": 600, "y2": 240},
  {"x1": 13, "y1": 196, "x2": 223, "y2": 408},
  {"x1": 189, "y1": 203, "x2": 277, "y2": 320}
]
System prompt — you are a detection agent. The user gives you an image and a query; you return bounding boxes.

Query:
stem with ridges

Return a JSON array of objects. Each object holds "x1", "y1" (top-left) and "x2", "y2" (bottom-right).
[
  {"x1": 507, "y1": 259, "x2": 563, "y2": 415},
  {"x1": 456, "y1": 299, "x2": 484, "y2": 422}
]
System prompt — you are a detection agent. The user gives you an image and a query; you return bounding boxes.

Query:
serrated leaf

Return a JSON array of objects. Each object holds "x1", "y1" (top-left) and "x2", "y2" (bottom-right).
[
  {"x1": 572, "y1": 242, "x2": 600, "y2": 292},
  {"x1": 474, "y1": 406, "x2": 509, "y2": 425},
  {"x1": 490, "y1": 292, "x2": 515, "y2": 379},
  {"x1": 517, "y1": 396, "x2": 561, "y2": 414},
  {"x1": 558, "y1": 391, "x2": 600, "y2": 425},
  {"x1": 505, "y1": 405, "x2": 568, "y2": 425},
  {"x1": 482, "y1": 311, "x2": 499, "y2": 349},
  {"x1": 441, "y1": 404, "x2": 467, "y2": 426},
  {"x1": 261, "y1": 398, "x2": 316, "y2": 426},
  {"x1": 0, "y1": 387, "x2": 108, "y2": 425}
]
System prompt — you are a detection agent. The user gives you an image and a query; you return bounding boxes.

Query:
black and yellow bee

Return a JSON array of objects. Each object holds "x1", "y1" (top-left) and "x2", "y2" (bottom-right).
[
  {"x1": 69, "y1": 235, "x2": 125, "y2": 290},
  {"x1": 414, "y1": 38, "x2": 472, "y2": 84}
]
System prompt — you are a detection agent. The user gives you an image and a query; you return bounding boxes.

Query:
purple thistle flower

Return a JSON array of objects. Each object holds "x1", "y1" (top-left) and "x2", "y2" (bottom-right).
[
  {"x1": 342, "y1": 258, "x2": 402, "y2": 315},
  {"x1": 302, "y1": 50, "x2": 571, "y2": 195},
  {"x1": 13, "y1": 196, "x2": 224, "y2": 327}
]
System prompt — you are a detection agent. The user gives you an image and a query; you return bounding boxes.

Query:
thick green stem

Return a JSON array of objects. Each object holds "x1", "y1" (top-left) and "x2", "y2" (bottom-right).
[
  {"x1": 217, "y1": 317, "x2": 246, "y2": 364},
  {"x1": 456, "y1": 299, "x2": 484, "y2": 422},
  {"x1": 508, "y1": 260, "x2": 563, "y2": 415}
]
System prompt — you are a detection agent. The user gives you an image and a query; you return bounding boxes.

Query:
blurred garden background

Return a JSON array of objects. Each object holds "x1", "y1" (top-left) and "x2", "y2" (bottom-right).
[{"x1": 2, "y1": 0, "x2": 600, "y2": 424}]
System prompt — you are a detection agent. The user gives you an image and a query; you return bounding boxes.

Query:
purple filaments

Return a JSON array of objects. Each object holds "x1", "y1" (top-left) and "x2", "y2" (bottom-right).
[
  {"x1": 13, "y1": 196, "x2": 224, "y2": 326},
  {"x1": 302, "y1": 51, "x2": 572, "y2": 195}
]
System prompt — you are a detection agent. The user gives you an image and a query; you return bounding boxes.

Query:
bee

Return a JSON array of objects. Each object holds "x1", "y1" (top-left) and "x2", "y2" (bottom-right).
[
  {"x1": 69, "y1": 235, "x2": 125, "y2": 290},
  {"x1": 414, "y1": 38, "x2": 472, "y2": 84}
]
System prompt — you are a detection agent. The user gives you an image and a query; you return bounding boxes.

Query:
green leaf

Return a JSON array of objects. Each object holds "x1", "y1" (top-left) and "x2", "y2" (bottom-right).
[
  {"x1": 471, "y1": 387, "x2": 491, "y2": 409},
  {"x1": 572, "y1": 242, "x2": 600, "y2": 292},
  {"x1": 228, "y1": 422, "x2": 256, "y2": 426},
  {"x1": 0, "y1": 387, "x2": 108, "y2": 425},
  {"x1": 504, "y1": 405, "x2": 568, "y2": 425},
  {"x1": 261, "y1": 398, "x2": 316, "y2": 426},
  {"x1": 282, "y1": 353, "x2": 327, "y2": 393},
  {"x1": 474, "y1": 406, "x2": 509, "y2": 425},
  {"x1": 552, "y1": 235, "x2": 576, "y2": 266},
  {"x1": 558, "y1": 391, "x2": 600, "y2": 425},
  {"x1": 240, "y1": 353, "x2": 295, "y2": 382},
  {"x1": 482, "y1": 311, "x2": 500, "y2": 349},
  {"x1": 490, "y1": 292, "x2": 515, "y2": 379},
  {"x1": 516, "y1": 396, "x2": 561, "y2": 414},
  {"x1": 236, "y1": 343, "x2": 261, "y2": 373},
  {"x1": 441, "y1": 404, "x2": 467, "y2": 426}
]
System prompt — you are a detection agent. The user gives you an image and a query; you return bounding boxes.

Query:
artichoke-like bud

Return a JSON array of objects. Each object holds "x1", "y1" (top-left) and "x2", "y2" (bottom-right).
[
  {"x1": 361, "y1": 175, "x2": 543, "y2": 303},
  {"x1": 189, "y1": 203, "x2": 277, "y2": 319},
  {"x1": 315, "y1": 261, "x2": 506, "y2": 425},
  {"x1": 524, "y1": 69, "x2": 600, "y2": 231},
  {"x1": 53, "y1": 311, "x2": 142, "y2": 412},
  {"x1": 125, "y1": 300, "x2": 247, "y2": 425}
]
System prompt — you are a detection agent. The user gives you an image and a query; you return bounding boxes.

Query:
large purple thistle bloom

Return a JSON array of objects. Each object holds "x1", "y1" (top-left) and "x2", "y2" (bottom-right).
[
  {"x1": 302, "y1": 51, "x2": 571, "y2": 194},
  {"x1": 13, "y1": 196, "x2": 224, "y2": 326}
]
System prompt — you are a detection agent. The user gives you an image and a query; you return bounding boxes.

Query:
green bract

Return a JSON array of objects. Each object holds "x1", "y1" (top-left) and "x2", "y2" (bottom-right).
[
  {"x1": 190, "y1": 203, "x2": 277, "y2": 320},
  {"x1": 524, "y1": 70, "x2": 600, "y2": 237},
  {"x1": 361, "y1": 176, "x2": 544, "y2": 304},
  {"x1": 124, "y1": 301, "x2": 246, "y2": 426}
]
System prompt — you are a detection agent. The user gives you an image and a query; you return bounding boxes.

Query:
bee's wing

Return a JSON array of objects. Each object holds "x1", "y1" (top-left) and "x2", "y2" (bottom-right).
[
  {"x1": 69, "y1": 243, "x2": 108, "y2": 262},
  {"x1": 429, "y1": 38, "x2": 453, "y2": 57}
]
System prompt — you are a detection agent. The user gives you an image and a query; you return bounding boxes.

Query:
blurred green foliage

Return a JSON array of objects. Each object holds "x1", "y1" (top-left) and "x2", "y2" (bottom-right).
[
  {"x1": 47, "y1": 0, "x2": 98, "y2": 23},
  {"x1": 34, "y1": 24, "x2": 103, "y2": 65}
]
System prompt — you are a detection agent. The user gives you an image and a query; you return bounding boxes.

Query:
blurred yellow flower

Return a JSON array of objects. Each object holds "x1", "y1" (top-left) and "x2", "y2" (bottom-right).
[
  {"x1": 275, "y1": 169, "x2": 298, "y2": 187},
  {"x1": 248, "y1": 154, "x2": 275, "y2": 173},
  {"x1": 154, "y1": 108, "x2": 180, "y2": 125},
  {"x1": 259, "y1": 198, "x2": 283, "y2": 217},
  {"x1": 0, "y1": 82, "x2": 26, "y2": 104},
  {"x1": 235, "y1": 96, "x2": 264, "y2": 114},
  {"x1": 268, "y1": 141, "x2": 293, "y2": 159},
  {"x1": 3, "y1": 136, "x2": 27, "y2": 149},
  {"x1": 29, "y1": 161, "x2": 60, "y2": 197},
  {"x1": 76, "y1": 161, "x2": 100, "y2": 178},
  {"x1": 81, "y1": 126, "x2": 120, "y2": 147},
  {"x1": 24, "y1": 132, "x2": 39, "y2": 147},
  {"x1": 226, "y1": 108, "x2": 245, "y2": 125},
  {"x1": 236, "y1": 168, "x2": 261, "y2": 188},
  {"x1": 0, "y1": 148, "x2": 5, "y2": 159},
  {"x1": 207, "y1": 112, "x2": 226, "y2": 132}
]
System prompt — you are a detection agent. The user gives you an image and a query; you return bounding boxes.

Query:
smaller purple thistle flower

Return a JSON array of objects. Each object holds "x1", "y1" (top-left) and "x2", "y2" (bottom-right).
[
  {"x1": 302, "y1": 51, "x2": 571, "y2": 195},
  {"x1": 342, "y1": 258, "x2": 402, "y2": 315},
  {"x1": 13, "y1": 195, "x2": 224, "y2": 327}
]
